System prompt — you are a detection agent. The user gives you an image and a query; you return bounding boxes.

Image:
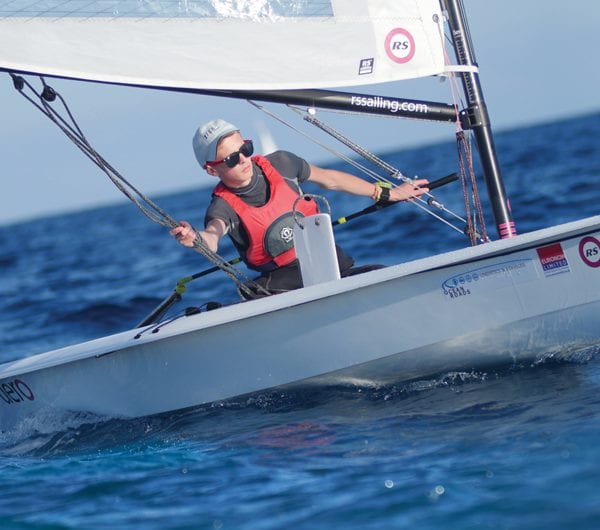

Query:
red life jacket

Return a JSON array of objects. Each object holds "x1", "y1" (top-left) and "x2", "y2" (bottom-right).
[{"x1": 213, "y1": 155, "x2": 318, "y2": 271}]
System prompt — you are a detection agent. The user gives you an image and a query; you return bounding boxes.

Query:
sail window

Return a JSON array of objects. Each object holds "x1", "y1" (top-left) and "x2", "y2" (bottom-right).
[{"x1": 0, "y1": 0, "x2": 333, "y2": 18}]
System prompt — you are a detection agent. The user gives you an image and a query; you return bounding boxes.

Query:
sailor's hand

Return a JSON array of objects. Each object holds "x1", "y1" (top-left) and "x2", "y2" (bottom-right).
[
  {"x1": 390, "y1": 179, "x2": 429, "y2": 202},
  {"x1": 170, "y1": 221, "x2": 197, "y2": 248}
]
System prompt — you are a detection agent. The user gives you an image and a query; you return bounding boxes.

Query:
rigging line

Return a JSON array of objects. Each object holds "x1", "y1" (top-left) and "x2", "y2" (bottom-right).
[
  {"x1": 17, "y1": 75, "x2": 171, "y2": 226},
  {"x1": 293, "y1": 108, "x2": 470, "y2": 224},
  {"x1": 247, "y1": 101, "x2": 465, "y2": 230},
  {"x1": 434, "y1": 16, "x2": 490, "y2": 243},
  {"x1": 42, "y1": 96, "x2": 264, "y2": 292},
  {"x1": 251, "y1": 99, "x2": 403, "y2": 188},
  {"x1": 248, "y1": 99, "x2": 471, "y2": 232},
  {"x1": 10, "y1": 74, "x2": 269, "y2": 296},
  {"x1": 457, "y1": 131, "x2": 489, "y2": 243},
  {"x1": 436, "y1": 62, "x2": 489, "y2": 242},
  {"x1": 247, "y1": 100, "x2": 467, "y2": 234},
  {"x1": 40, "y1": 77, "x2": 87, "y2": 142},
  {"x1": 246, "y1": 100, "x2": 388, "y2": 184},
  {"x1": 22, "y1": 76, "x2": 170, "y2": 224},
  {"x1": 297, "y1": 112, "x2": 475, "y2": 228},
  {"x1": 31, "y1": 76, "x2": 183, "y2": 227},
  {"x1": 301, "y1": 112, "x2": 406, "y2": 180},
  {"x1": 41, "y1": 89, "x2": 177, "y2": 227},
  {"x1": 287, "y1": 106, "x2": 402, "y2": 183}
]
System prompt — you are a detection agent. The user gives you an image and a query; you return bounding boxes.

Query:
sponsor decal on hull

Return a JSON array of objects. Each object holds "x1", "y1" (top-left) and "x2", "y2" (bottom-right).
[
  {"x1": 0, "y1": 378, "x2": 35, "y2": 405},
  {"x1": 536, "y1": 243, "x2": 570, "y2": 277},
  {"x1": 441, "y1": 259, "x2": 536, "y2": 300}
]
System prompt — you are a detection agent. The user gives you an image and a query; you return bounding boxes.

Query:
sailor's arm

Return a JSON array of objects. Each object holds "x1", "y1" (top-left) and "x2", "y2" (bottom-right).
[
  {"x1": 170, "y1": 218, "x2": 227, "y2": 251},
  {"x1": 308, "y1": 164, "x2": 429, "y2": 202}
]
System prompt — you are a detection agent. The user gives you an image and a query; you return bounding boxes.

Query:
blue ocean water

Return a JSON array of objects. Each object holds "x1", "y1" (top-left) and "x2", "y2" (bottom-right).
[{"x1": 0, "y1": 112, "x2": 599, "y2": 529}]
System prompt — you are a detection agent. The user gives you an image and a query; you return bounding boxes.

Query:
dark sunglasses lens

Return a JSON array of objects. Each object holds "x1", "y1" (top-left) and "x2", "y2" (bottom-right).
[
  {"x1": 224, "y1": 152, "x2": 241, "y2": 168},
  {"x1": 240, "y1": 140, "x2": 254, "y2": 157},
  {"x1": 224, "y1": 141, "x2": 253, "y2": 168}
]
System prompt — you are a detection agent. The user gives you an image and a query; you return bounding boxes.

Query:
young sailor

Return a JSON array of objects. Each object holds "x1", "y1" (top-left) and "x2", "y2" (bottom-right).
[{"x1": 171, "y1": 119, "x2": 429, "y2": 296}]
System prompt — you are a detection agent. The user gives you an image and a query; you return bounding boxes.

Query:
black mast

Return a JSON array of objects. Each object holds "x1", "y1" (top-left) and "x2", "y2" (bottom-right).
[{"x1": 443, "y1": 0, "x2": 517, "y2": 238}]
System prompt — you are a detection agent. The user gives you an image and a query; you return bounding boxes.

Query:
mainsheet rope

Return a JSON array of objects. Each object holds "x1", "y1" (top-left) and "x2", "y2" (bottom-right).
[{"x1": 10, "y1": 74, "x2": 270, "y2": 298}]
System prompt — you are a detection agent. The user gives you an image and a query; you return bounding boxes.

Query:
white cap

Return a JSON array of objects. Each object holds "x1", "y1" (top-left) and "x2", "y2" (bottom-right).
[{"x1": 192, "y1": 119, "x2": 239, "y2": 168}]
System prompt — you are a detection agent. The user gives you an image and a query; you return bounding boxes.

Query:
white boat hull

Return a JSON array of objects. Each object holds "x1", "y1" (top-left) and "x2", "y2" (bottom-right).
[{"x1": 1, "y1": 216, "x2": 599, "y2": 432}]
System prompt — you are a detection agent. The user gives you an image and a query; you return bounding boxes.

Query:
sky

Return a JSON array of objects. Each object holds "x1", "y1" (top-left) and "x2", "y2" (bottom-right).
[{"x1": 0, "y1": 0, "x2": 598, "y2": 226}]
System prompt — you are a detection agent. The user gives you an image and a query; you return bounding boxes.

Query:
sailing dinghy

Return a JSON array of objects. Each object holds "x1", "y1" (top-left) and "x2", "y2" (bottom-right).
[{"x1": 1, "y1": 0, "x2": 598, "y2": 432}]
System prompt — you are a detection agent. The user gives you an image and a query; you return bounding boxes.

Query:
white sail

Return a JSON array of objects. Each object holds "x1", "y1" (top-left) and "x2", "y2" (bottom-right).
[{"x1": 0, "y1": 0, "x2": 446, "y2": 90}]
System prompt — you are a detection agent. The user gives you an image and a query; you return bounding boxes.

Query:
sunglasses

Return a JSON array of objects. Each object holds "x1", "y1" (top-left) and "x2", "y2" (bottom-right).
[{"x1": 205, "y1": 140, "x2": 254, "y2": 168}]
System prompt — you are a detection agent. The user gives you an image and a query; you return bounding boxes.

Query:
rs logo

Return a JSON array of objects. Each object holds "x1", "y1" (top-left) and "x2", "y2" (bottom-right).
[
  {"x1": 384, "y1": 28, "x2": 416, "y2": 64},
  {"x1": 578, "y1": 236, "x2": 600, "y2": 268},
  {"x1": 392, "y1": 41, "x2": 408, "y2": 50}
]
